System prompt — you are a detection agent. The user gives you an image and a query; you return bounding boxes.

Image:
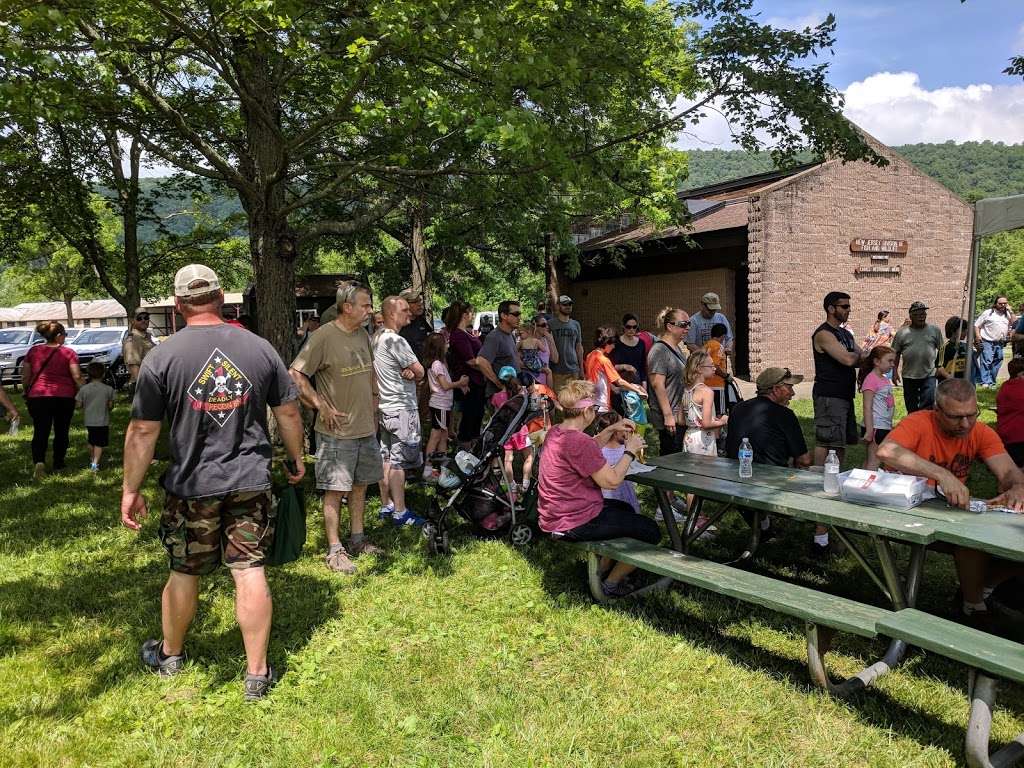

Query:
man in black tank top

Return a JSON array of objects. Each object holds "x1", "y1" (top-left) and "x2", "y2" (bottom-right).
[{"x1": 809, "y1": 291, "x2": 868, "y2": 557}]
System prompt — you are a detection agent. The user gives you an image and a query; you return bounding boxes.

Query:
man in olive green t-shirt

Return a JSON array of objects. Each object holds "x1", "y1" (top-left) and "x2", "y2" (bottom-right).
[
  {"x1": 290, "y1": 282, "x2": 383, "y2": 575},
  {"x1": 891, "y1": 301, "x2": 948, "y2": 414}
]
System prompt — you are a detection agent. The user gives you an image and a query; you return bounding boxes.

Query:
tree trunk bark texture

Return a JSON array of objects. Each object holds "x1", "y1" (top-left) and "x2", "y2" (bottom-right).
[{"x1": 410, "y1": 202, "x2": 430, "y2": 318}]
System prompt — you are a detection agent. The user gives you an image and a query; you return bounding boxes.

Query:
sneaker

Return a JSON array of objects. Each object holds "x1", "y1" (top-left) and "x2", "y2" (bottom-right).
[
  {"x1": 244, "y1": 665, "x2": 277, "y2": 702},
  {"x1": 89, "y1": 463, "x2": 99, "y2": 473},
  {"x1": 325, "y1": 545, "x2": 357, "y2": 574},
  {"x1": 378, "y1": 502, "x2": 395, "y2": 522},
  {"x1": 391, "y1": 509, "x2": 425, "y2": 527},
  {"x1": 693, "y1": 516, "x2": 718, "y2": 540},
  {"x1": 601, "y1": 579, "x2": 635, "y2": 598},
  {"x1": 348, "y1": 538, "x2": 385, "y2": 557},
  {"x1": 140, "y1": 638, "x2": 186, "y2": 677},
  {"x1": 33, "y1": 462, "x2": 46, "y2": 480}
]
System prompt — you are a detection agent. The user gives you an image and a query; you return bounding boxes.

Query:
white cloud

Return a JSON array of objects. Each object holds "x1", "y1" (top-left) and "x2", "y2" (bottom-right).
[
  {"x1": 843, "y1": 71, "x2": 1024, "y2": 144},
  {"x1": 672, "y1": 70, "x2": 1024, "y2": 150},
  {"x1": 763, "y1": 12, "x2": 826, "y2": 31}
]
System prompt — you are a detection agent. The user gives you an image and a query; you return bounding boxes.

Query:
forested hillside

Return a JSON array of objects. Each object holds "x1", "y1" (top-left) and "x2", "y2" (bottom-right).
[{"x1": 684, "y1": 141, "x2": 1024, "y2": 201}]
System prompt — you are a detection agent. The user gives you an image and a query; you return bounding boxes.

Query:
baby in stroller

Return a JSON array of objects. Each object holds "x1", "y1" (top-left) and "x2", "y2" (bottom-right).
[{"x1": 424, "y1": 372, "x2": 554, "y2": 553}]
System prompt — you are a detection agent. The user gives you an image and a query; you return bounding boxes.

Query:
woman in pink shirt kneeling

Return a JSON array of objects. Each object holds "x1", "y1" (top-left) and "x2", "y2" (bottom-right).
[{"x1": 538, "y1": 380, "x2": 660, "y2": 597}]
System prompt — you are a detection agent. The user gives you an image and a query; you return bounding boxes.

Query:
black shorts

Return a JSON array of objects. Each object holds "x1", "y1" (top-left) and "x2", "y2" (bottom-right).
[
  {"x1": 1008, "y1": 442, "x2": 1024, "y2": 468},
  {"x1": 86, "y1": 426, "x2": 110, "y2": 447},
  {"x1": 430, "y1": 407, "x2": 449, "y2": 432},
  {"x1": 558, "y1": 498, "x2": 661, "y2": 545}
]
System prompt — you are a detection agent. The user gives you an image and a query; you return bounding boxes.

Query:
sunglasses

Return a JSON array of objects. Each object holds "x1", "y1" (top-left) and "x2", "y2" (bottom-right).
[
  {"x1": 135, "y1": 314, "x2": 150, "y2": 321},
  {"x1": 507, "y1": 311, "x2": 522, "y2": 317},
  {"x1": 535, "y1": 322, "x2": 548, "y2": 328},
  {"x1": 667, "y1": 320, "x2": 691, "y2": 328},
  {"x1": 624, "y1": 323, "x2": 638, "y2": 329},
  {"x1": 936, "y1": 405, "x2": 980, "y2": 422},
  {"x1": 835, "y1": 304, "x2": 851, "y2": 310}
]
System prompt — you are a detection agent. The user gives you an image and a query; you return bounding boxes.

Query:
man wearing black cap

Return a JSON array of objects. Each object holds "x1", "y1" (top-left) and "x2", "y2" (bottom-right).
[
  {"x1": 398, "y1": 288, "x2": 433, "y2": 361},
  {"x1": 726, "y1": 367, "x2": 810, "y2": 469},
  {"x1": 892, "y1": 300, "x2": 947, "y2": 413}
]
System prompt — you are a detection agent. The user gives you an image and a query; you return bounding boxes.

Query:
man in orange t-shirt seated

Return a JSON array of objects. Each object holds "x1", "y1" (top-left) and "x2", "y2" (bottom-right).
[{"x1": 877, "y1": 378, "x2": 1024, "y2": 627}]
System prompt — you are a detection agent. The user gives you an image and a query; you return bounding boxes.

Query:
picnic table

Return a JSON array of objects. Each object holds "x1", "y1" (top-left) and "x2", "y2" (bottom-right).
[{"x1": 578, "y1": 452, "x2": 1024, "y2": 767}]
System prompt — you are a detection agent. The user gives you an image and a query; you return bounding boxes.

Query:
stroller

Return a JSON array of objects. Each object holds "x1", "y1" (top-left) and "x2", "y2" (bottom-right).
[{"x1": 423, "y1": 389, "x2": 552, "y2": 555}]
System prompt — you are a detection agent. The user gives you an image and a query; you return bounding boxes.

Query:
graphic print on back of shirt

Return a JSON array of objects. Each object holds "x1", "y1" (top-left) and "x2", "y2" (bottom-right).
[{"x1": 188, "y1": 348, "x2": 253, "y2": 427}]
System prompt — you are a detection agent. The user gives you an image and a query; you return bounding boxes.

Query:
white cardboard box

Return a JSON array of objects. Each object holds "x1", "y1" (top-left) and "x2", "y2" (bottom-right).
[{"x1": 838, "y1": 468, "x2": 934, "y2": 509}]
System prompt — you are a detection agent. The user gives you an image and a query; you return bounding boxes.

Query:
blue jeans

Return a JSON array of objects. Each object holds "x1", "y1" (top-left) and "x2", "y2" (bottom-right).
[
  {"x1": 978, "y1": 340, "x2": 1005, "y2": 386},
  {"x1": 902, "y1": 376, "x2": 936, "y2": 414}
]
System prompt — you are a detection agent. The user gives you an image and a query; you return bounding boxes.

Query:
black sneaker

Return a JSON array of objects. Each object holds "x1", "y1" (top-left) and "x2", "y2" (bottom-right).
[
  {"x1": 140, "y1": 638, "x2": 186, "y2": 677},
  {"x1": 244, "y1": 665, "x2": 277, "y2": 701},
  {"x1": 601, "y1": 579, "x2": 636, "y2": 598}
]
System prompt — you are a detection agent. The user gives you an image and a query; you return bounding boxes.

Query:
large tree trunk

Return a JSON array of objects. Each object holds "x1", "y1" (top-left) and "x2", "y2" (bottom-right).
[
  {"x1": 410, "y1": 201, "x2": 430, "y2": 318},
  {"x1": 63, "y1": 294, "x2": 75, "y2": 326},
  {"x1": 250, "y1": 211, "x2": 297, "y2": 360}
]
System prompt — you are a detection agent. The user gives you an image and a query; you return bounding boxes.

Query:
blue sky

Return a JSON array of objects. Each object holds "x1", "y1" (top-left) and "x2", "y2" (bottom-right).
[
  {"x1": 762, "y1": 0, "x2": 1021, "y2": 90},
  {"x1": 676, "y1": 0, "x2": 1024, "y2": 148}
]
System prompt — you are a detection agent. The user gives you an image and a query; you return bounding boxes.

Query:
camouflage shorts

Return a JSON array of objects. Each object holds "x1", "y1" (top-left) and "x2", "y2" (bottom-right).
[{"x1": 160, "y1": 490, "x2": 275, "y2": 576}]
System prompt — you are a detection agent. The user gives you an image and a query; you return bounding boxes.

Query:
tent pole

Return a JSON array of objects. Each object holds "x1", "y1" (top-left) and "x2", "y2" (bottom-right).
[{"x1": 965, "y1": 236, "x2": 981, "y2": 378}]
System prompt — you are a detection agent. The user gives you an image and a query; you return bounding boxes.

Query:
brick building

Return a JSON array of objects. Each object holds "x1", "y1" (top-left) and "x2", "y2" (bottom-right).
[{"x1": 566, "y1": 132, "x2": 973, "y2": 379}]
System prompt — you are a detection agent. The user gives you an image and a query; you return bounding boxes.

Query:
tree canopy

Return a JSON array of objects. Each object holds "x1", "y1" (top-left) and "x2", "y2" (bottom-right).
[{"x1": 3, "y1": 0, "x2": 879, "y2": 354}]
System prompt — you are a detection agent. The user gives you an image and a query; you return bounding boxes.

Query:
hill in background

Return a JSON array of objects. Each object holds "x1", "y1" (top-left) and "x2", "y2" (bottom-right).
[{"x1": 684, "y1": 141, "x2": 1024, "y2": 201}]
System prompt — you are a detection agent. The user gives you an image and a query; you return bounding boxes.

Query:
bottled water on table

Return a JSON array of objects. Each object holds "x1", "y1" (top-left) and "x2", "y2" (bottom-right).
[
  {"x1": 823, "y1": 449, "x2": 841, "y2": 495},
  {"x1": 738, "y1": 438, "x2": 753, "y2": 479}
]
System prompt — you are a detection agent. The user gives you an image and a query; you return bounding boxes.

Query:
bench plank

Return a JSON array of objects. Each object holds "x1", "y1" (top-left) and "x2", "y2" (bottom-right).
[
  {"x1": 876, "y1": 608, "x2": 1024, "y2": 685},
  {"x1": 575, "y1": 538, "x2": 890, "y2": 638},
  {"x1": 629, "y1": 467, "x2": 937, "y2": 545}
]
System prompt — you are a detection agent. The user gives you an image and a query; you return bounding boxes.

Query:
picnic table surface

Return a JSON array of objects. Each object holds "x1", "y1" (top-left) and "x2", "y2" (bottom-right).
[{"x1": 633, "y1": 453, "x2": 1024, "y2": 562}]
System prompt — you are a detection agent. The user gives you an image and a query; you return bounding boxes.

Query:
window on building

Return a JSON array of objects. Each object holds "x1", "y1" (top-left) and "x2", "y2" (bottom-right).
[{"x1": 99, "y1": 318, "x2": 108, "y2": 327}]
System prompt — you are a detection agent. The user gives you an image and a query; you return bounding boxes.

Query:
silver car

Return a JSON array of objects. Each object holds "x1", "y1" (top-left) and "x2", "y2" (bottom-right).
[
  {"x1": 0, "y1": 328, "x2": 45, "y2": 384},
  {"x1": 68, "y1": 327, "x2": 132, "y2": 389}
]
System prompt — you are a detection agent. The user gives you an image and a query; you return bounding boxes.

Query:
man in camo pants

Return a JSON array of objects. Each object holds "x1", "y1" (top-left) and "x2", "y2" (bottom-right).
[{"x1": 121, "y1": 264, "x2": 306, "y2": 701}]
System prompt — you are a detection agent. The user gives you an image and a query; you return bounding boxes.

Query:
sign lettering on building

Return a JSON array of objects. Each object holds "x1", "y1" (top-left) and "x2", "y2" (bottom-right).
[
  {"x1": 850, "y1": 238, "x2": 909, "y2": 255},
  {"x1": 854, "y1": 265, "x2": 902, "y2": 276}
]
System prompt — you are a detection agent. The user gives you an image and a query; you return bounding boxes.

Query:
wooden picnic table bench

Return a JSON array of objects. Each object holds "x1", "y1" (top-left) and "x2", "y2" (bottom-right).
[{"x1": 566, "y1": 453, "x2": 1024, "y2": 767}]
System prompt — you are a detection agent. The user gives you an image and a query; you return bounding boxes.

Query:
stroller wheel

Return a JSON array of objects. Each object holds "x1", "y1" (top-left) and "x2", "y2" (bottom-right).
[
  {"x1": 422, "y1": 522, "x2": 450, "y2": 555},
  {"x1": 509, "y1": 522, "x2": 534, "y2": 548}
]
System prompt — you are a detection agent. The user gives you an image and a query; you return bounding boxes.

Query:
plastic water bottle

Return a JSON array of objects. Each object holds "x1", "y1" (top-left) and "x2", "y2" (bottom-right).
[
  {"x1": 7, "y1": 416, "x2": 19, "y2": 436},
  {"x1": 738, "y1": 438, "x2": 753, "y2": 479},
  {"x1": 823, "y1": 450, "x2": 841, "y2": 495}
]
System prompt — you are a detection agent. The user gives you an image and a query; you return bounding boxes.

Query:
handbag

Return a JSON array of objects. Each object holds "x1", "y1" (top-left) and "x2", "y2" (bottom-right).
[{"x1": 265, "y1": 460, "x2": 307, "y2": 566}]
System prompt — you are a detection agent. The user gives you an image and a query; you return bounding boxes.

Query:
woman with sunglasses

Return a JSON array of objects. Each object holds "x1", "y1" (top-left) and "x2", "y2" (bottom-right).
[
  {"x1": 528, "y1": 315, "x2": 558, "y2": 386},
  {"x1": 647, "y1": 307, "x2": 690, "y2": 456},
  {"x1": 610, "y1": 313, "x2": 648, "y2": 391},
  {"x1": 538, "y1": 380, "x2": 659, "y2": 597}
]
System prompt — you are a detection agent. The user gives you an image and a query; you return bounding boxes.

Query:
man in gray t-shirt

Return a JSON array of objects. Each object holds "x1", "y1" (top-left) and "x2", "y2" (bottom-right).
[
  {"x1": 373, "y1": 296, "x2": 426, "y2": 526},
  {"x1": 548, "y1": 296, "x2": 583, "y2": 388},
  {"x1": 475, "y1": 299, "x2": 523, "y2": 394},
  {"x1": 892, "y1": 301, "x2": 948, "y2": 413},
  {"x1": 120, "y1": 263, "x2": 306, "y2": 701}
]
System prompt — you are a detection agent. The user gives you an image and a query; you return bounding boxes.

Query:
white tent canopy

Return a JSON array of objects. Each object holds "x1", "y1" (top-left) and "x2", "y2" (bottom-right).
[{"x1": 965, "y1": 193, "x2": 1024, "y2": 373}]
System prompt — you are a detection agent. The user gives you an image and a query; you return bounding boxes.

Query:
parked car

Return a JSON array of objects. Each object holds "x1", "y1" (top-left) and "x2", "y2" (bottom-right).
[
  {"x1": 68, "y1": 327, "x2": 132, "y2": 389},
  {"x1": 0, "y1": 328, "x2": 44, "y2": 385}
]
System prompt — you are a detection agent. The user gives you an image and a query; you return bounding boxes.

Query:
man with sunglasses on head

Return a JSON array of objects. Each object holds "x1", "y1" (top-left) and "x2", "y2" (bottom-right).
[
  {"x1": 123, "y1": 308, "x2": 156, "y2": 394},
  {"x1": 474, "y1": 299, "x2": 522, "y2": 395},
  {"x1": 878, "y1": 378, "x2": 1024, "y2": 629}
]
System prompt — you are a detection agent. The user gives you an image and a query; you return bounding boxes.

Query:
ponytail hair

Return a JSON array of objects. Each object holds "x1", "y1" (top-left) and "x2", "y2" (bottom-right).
[
  {"x1": 859, "y1": 345, "x2": 893, "y2": 388},
  {"x1": 655, "y1": 307, "x2": 679, "y2": 332},
  {"x1": 36, "y1": 321, "x2": 65, "y2": 342}
]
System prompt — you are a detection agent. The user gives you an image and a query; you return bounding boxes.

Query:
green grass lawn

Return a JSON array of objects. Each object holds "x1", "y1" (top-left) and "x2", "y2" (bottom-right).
[{"x1": 1, "y1": 387, "x2": 1021, "y2": 767}]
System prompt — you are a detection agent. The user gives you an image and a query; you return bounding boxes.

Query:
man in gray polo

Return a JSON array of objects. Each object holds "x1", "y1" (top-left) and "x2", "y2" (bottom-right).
[
  {"x1": 290, "y1": 281, "x2": 384, "y2": 575},
  {"x1": 374, "y1": 295, "x2": 425, "y2": 526}
]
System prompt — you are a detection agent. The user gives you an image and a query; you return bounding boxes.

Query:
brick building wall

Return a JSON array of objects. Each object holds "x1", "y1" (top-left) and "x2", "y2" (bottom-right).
[
  {"x1": 569, "y1": 267, "x2": 736, "y2": 344},
  {"x1": 748, "y1": 141, "x2": 972, "y2": 378}
]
